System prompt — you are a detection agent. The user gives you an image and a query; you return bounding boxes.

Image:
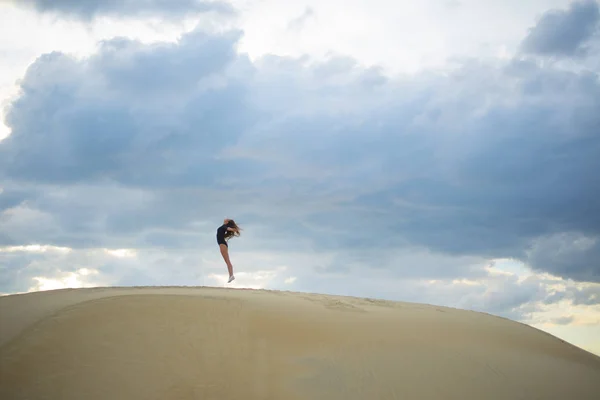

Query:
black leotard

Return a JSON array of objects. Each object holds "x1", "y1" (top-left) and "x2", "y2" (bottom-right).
[{"x1": 216, "y1": 221, "x2": 234, "y2": 246}]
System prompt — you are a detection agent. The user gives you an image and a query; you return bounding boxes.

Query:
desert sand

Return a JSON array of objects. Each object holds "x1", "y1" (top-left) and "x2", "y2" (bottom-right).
[{"x1": 1, "y1": 287, "x2": 599, "y2": 399}]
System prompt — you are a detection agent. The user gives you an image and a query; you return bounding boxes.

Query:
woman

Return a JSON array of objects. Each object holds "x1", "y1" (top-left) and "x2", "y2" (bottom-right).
[{"x1": 216, "y1": 218, "x2": 241, "y2": 283}]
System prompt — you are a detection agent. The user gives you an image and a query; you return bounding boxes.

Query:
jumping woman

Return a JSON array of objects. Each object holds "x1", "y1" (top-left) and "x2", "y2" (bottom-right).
[{"x1": 216, "y1": 218, "x2": 241, "y2": 283}]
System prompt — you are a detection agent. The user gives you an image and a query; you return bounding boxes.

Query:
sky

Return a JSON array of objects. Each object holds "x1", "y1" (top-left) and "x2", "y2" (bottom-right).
[{"x1": 0, "y1": 0, "x2": 599, "y2": 356}]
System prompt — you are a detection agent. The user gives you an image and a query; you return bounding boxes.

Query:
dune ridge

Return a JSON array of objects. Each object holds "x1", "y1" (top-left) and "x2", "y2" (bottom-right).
[{"x1": 1, "y1": 286, "x2": 599, "y2": 399}]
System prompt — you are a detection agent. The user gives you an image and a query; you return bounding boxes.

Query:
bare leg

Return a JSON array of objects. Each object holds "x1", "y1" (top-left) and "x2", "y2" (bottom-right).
[{"x1": 219, "y1": 244, "x2": 234, "y2": 280}]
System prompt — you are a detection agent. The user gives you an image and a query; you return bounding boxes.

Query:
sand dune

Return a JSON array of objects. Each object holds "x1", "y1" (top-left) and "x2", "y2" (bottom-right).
[{"x1": 1, "y1": 287, "x2": 599, "y2": 399}]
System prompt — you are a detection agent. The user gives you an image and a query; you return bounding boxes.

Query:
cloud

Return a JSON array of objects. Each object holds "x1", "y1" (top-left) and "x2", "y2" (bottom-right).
[
  {"x1": 557, "y1": 284, "x2": 600, "y2": 305},
  {"x1": 0, "y1": 185, "x2": 34, "y2": 211},
  {"x1": 1, "y1": 28, "x2": 251, "y2": 186},
  {"x1": 415, "y1": 267, "x2": 550, "y2": 321},
  {"x1": 0, "y1": 242, "x2": 558, "y2": 318},
  {"x1": 11, "y1": 0, "x2": 235, "y2": 20},
  {"x1": 527, "y1": 232, "x2": 600, "y2": 283},
  {"x1": 443, "y1": 0, "x2": 461, "y2": 10},
  {"x1": 288, "y1": 7, "x2": 316, "y2": 31},
  {"x1": 0, "y1": 243, "x2": 317, "y2": 294},
  {"x1": 519, "y1": 0, "x2": 600, "y2": 58},
  {"x1": 1, "y1": 5, "x2": 600, "y2": 291},
  {"x1": 551, "y1": 316, "x2": 575, "y2": 325}
]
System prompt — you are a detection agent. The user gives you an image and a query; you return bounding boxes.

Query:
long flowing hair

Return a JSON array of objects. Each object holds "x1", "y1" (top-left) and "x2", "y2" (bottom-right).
[{"x1": 224, "y1": 219, "x2": 241, "y2": 240}]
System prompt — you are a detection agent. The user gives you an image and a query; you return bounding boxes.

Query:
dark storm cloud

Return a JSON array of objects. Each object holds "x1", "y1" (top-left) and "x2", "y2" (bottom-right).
[
  {"x1": 0, "y1": 186, "x2": 33, "y2": 212},
  {"x1": 12, "y1": 0, "x2": 234, "y2": 20},
  {"x1": 234, "y1": 54, "x2": 600, "y2": 281},
  {"x1": 520, "y1": 0, "x2": 600, "y2": 57},
  {"x1": 528, "y1": 233, "x2": 600, "y2": 283},
  {"x1": 0, "y1": 28, "x2": 253, "y2": 186}
]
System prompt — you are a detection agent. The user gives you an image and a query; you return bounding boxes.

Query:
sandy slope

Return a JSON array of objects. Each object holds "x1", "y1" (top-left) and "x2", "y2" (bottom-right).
[{"x1": 1, "y1": 287, "x2": 599, "y2": 399}]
